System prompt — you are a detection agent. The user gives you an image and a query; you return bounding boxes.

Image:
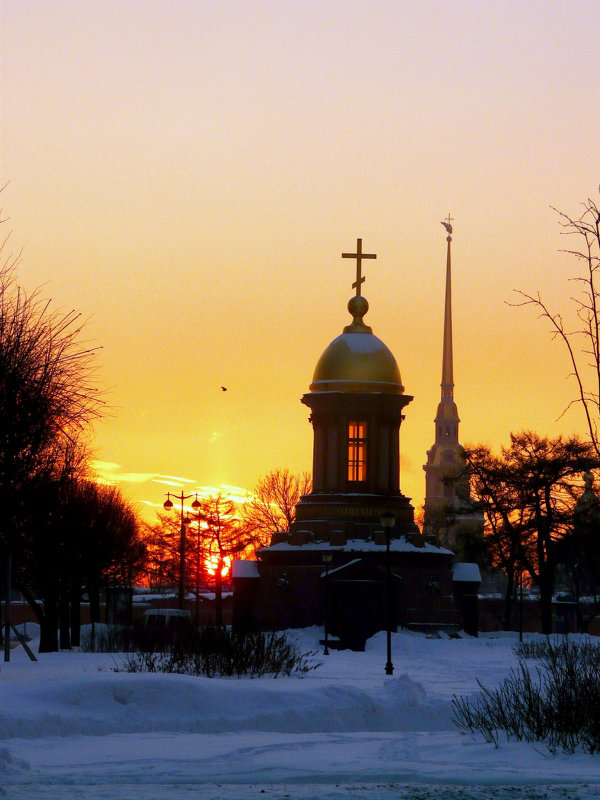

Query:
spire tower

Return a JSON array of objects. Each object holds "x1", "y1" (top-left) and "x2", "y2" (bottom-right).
[
  {"x1": 423, "y1": 216, "x2": 466, "y2": 540},
  {"x1": 441, "y1": 216, "x2": 454, "y2": 402}
]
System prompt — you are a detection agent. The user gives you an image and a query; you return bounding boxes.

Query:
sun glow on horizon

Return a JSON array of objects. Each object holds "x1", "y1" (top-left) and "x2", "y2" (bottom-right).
[
  {"x1": 5, "y1": 2, "x2": 598, "y2": 525},
  {"x1": 205, "y1": 554, "x2": 232, "y2": 578},
  {"x1": 91, "y1": 461, "x2": 253, "y2": 520}
]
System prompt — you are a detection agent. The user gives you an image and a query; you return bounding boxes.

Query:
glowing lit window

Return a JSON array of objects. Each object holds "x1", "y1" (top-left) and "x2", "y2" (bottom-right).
[{"x1": 348, "y1": 421, "x2": 367, "y2": 482}]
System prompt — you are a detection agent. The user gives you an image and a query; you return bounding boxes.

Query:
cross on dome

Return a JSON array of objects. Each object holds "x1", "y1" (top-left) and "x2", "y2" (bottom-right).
[{"x1": 342, "y1": 238, "x2": 376, "y2": 296}]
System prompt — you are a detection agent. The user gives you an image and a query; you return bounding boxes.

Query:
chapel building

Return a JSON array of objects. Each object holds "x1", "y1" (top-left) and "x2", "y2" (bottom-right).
[{"x1": 233, "y1": 238, "x2": 471, "y2": 647}]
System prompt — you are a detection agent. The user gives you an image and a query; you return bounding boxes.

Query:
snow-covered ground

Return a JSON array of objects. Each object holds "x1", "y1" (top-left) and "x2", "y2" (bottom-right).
[{"x1": 2, "y1": 627, "x2": 600, "y2": 799}]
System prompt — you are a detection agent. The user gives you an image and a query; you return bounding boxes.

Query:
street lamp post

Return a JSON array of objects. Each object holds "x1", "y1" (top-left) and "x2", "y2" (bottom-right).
[
  {"x1": 322, "y1": 552, "x2": 333, "y2": 655},
  {"x1": 164, "y1": 492, "x2": 200, "y2": 610},
  {"x1": 380, "y1": 512, "x2": 396, "y2": 676},
  {"x1": 193, "y1": 509, "x2": 203, "y2": 627}
]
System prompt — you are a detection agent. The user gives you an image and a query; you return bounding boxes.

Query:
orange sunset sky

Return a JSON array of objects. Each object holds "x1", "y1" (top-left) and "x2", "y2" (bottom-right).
[{"x1": 1, "y1": 1, "x2": 599, "y2": 522}]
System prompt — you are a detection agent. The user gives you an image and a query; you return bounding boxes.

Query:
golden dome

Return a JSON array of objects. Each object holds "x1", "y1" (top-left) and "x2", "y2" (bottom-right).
[{"x1": 310, "y1": 296, "x2": 404, "y2": 394}]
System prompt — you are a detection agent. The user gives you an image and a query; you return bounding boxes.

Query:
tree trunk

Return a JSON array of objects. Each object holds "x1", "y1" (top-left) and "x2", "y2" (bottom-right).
[
  {"x1": 537, "y1": 525, "x2": 555, "y2": 635},
  {"x1": 89, "y1": 583, "x2": 100, "y2": 624},
  {"x1": 215, "y1": 558, "x2": 223, "y2": 627},
  {"x1": 59, "y1": 588, "x2": 71, "y2": 650},
  {"x1": 539, "y1": 579, "x2": 553, "y2": 635},
  {"x1": 503, "y1": 570, "x2": 514, "y2": 630},
  {"x1": 39, "y1": 588, "x2": 59, "y2": 653},
  {"x1": 538, "y1": 551, "x2": 554, "y2": 634},
  {"x1": 70, "y1": 584, "x2": 81, "y2": 647}
]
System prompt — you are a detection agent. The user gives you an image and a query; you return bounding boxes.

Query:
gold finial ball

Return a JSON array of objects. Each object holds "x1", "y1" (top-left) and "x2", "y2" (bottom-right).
[{"x1": 348, "y1": 295, "x2": 369, "y2": 319}]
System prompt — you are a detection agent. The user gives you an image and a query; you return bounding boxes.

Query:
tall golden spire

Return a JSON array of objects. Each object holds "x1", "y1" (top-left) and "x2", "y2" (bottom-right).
[
  {"x1": 423, "y1": 215, "x2": 461, "y2": 532},
  {"x1": 423, "y1": 217, "x2": 482, "y2": 541},
  {"x1": 440, "y1": 215, "x2": 454, "y2": 401}
]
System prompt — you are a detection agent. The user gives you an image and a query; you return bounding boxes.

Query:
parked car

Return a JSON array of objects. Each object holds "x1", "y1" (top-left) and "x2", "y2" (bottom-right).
[{"x1": 133, "y1": 609, "x2": 194, "y2": 649}]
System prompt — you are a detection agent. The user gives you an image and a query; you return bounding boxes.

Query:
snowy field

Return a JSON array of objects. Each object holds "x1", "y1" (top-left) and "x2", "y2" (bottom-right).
[{"x1": 2, "y1": 627, "x2": 600, "y2": 800}]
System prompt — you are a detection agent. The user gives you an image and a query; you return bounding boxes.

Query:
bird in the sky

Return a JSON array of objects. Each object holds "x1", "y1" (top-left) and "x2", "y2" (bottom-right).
[{"x1": 221, "y1": 386, "x2": 227, "y2": 391}]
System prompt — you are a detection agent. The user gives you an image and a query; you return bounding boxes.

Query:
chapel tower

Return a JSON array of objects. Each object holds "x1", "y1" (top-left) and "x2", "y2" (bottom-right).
[
  {"x1": 234, "y1": 237, "x2": 461, "y2": 645},
  {"x1": 294, "y1": 238, "x2": 418, "y2": 538},
  {"x1": 423, "y1": 218, "x2": 471, "y2": 541}
]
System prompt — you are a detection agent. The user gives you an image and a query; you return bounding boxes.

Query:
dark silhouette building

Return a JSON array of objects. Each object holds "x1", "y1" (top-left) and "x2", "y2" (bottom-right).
[{"x1": 234, "y1": 238, "x2": 462, "y2": 647}]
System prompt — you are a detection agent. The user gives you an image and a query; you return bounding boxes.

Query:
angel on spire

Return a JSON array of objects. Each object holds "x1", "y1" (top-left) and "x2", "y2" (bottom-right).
[{"x1": 441, "y1": 214, "x2": 453, "y2": 235}]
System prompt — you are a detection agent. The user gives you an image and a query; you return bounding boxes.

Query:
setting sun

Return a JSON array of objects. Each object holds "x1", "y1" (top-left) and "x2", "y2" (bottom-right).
[{"x1": 205, "y1": 554, "x2": 232, "y2": 579}]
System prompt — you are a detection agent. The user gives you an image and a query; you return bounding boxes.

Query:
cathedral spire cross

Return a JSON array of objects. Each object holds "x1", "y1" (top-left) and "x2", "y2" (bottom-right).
[
  {"x1": 342, "y1": 238, "x2": 376, "y2": 296},
  {"x1": 441, "y1": 214, "x2": 454, "y2": 237}
]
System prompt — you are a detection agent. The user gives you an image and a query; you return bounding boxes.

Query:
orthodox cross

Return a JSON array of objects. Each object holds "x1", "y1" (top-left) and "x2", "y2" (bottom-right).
[{"x1": 342, "y1": 238, "x2": 376, "y2": 296}]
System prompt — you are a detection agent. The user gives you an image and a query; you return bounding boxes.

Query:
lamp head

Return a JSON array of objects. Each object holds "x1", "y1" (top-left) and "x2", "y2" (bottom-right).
[{"x1": 380, "y1": 511, "x2": 395, "y2": 529}]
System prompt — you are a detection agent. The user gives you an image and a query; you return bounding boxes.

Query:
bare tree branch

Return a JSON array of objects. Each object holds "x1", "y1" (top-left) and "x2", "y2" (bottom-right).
[
  {"x1": 509, "y1": 189, "x2": 600, "y2": 459},
  {"x1": 241, "y1": 468, "x2": 312, "y2": 542}
]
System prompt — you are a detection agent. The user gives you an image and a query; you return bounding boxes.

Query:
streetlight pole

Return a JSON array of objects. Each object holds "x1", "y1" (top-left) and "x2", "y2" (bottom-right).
[
  {"x1": 189, "y1": 503, "x2": 208, "y2": 626},
  {"x1": 193, "y1": 509, "x2": 203, "y2": 627},
  {"x1": 380, "y1": 512, "x2": 396, "y2": 676},
  {"x1": 322, "y1": 552, "x2": 333, "y2": 655},
  {"x1": 163, "y1": 492, "x2": 200, "y2": 610}
]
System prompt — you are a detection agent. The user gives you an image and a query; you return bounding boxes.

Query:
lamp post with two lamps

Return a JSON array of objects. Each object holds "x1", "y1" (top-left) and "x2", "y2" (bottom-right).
[
  {"x1": 163, "y1": 492, "x2": 200, "y2": 610},
  {"x1": 380, "y1": 511, "x2": 396, "y2": 676}
]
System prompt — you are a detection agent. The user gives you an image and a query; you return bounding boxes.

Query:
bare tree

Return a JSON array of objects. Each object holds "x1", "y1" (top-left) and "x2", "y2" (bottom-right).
[
  {"x1": 144, "y1": 493, "x2": 258, "y2": 625},
  {"x1": 241, "y1": 468, "x2": 311, "y2": 544},
  {"x1": 20, "y1": 469, "x2": 144, "y2": 652},
  {"x1": 466, "y1": 442, "x2": 537, "y2": 628},
  {"x1": 466, "y1": 432, "x2": 597, "y2": 633},
  {"x1": 200, "y1": 494, "x2": 256, "y2": 626},
  {"x1": 559, "y1": 472, "x2": 600, "y2": 632},
  {"x1": 0, "y1": 199, "x2": 103, "y2": 653},
  {"x1": 513, "y1": 189, "x2": 600, "y2": 457},
  {"x1": 141, "y1": 513, "x2": 183, "y2": 593}
]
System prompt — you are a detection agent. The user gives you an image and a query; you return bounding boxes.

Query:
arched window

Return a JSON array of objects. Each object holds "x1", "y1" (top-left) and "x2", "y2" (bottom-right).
[{"x1": 348, "y1": 421, "x2": 367, "y2": 482}]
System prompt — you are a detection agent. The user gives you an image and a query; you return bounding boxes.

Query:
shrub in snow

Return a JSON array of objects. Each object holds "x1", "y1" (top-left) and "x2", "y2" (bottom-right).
[
  {"x1": 80, "y1": 624, "x2": 133, "y2": 652},
  {"x1": 451, "y1": 636, "x2": 600, "y2": 753},
  {"x1": 113, "y1": 627, "x2": 321, "y2": 678}
]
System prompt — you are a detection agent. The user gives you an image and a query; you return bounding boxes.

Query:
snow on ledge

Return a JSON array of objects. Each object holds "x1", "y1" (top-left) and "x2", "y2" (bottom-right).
[{"x1": 260, "y1": 536, "x2": 452, "y2": 555}]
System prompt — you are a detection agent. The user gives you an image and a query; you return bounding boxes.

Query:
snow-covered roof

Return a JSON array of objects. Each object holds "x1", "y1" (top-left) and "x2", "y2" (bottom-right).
[
  {"x1": 260, "y1": 536, "x2": 453, "y2": 556},
  {"x1": 232, "y1": 560, "x2": 260, "y2": 578}
]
